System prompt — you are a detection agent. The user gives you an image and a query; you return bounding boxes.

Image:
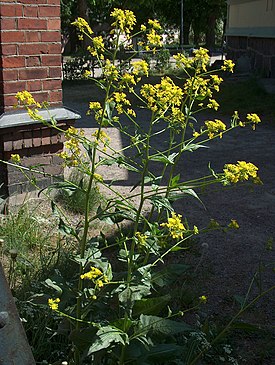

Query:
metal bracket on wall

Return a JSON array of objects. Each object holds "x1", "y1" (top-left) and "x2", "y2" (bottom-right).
[{"x1": 0, "y1": 262, "x2": 35, "y2": 365}]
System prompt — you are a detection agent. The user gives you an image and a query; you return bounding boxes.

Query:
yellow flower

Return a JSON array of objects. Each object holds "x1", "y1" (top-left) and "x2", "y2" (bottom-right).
[
  {"x1": 221, "y1": 59, "x2": 235, "y2": 73},
  {"x1": 228, "y1": 219, "x2": 240, "y2": 229},
  {"x1": 10, "y1": 154, "x2": 21, "y2": 164},
  {"x1": 193, "y1": 47, "x2": 210, "y2": 72},
  {"x1": 193, "y1": 131, "x2": 200, "y2": 138},
  {"x1": 199, "y1": 295, "x2": 207, "y2": 304},
  {"x1": 247, "y1": 113, "x2": 261, "y2": 125},
  {"x1": 93, "y1": 173, "x2": 103, "y2": 182},
  {"x1": 89, "y1": 102, "x2": 101, "y2": 111},
  {"x1": 132, "y1": 60, "x2": 149, "y2": 76},
  {"x1": 223, "y1": 161, "x2": 258, "y2": 184},
  {"x1": 207, "y1": 99, "x2": 219, "y2": 111},
  {"x1": 110, "y1": 8, "x2": 136, "y2": 34},
  {"x1": 193, "y1": 225, "x2": 199, "y2": 234},
  {"x1": 16, "y1": 90, "x2": 41, "y2": 107},
  {"x1": 148, "y1": 19, "x2": 162, "y2": 30},
  {"x1": 80, "y1": 266, "x2": 103, "y2": 280},
  {"x1": 103, "y1": 59, "x2": 119, "y2": 80},
  {"x1": 140, "y1": 24, "x2": 146, "y2": 32},
  {"x1": 72, "y1": 17, "x2": 93, "y2": 35},
  {"x1": 146, "y1": 28, "x2": 162, "y2": 48},
  {"x1": 205, "y1": 119, "x2": 226, "y2": 138},
  {"x1": 173, "y1": 53, "x2": 193, "y2": 69},
  {"x1": 96, "y1": 279, "x2": 104, "y2": 288},
  {"x1": 135, "y1": 231, "x2": 147, "y2": 246},
  {"x1": 48, "y1": 298, "x2": 60, "y2": 311},
  {"x1": 161, "y1": 212, "x2": 186, "y2": 239}
]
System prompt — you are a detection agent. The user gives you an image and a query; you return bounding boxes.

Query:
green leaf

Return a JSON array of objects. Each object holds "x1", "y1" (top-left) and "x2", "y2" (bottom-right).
[
  {"x1": 168, "y1": 188, "x2": 204, "y2": 207},
  {"x1": 59, "y1": 218, "x2": 76, "y2": 236},
  {"x1": 87, "y1": 326, "x2": 127, "y2": 355},
  {"x1": 182, "y1": 143, "x2": 208, "y2": 152},
  {"x1": 44, "y1": 278, "x2": 63, "y2": 295},
  {"x1": 231, "y1": 321, "x2": 263, "y2": 333},
  {"x1": 149, "y1": 153, "x2": 178, "y2": 165},
  {"x1": 139, "y1": 315, "x2": 192, "y2": 335},
  {"x1": 151, "y1": 264, "x2": 190, "y2": 287},
  {"x1": 133, "y1": 294, "x2": 171, "y2": 317},
  {"x1": 149, "y1": 195, "x2": 173, "y2": 213},
  {"x1": 70, "y1": 327, "x2": 98, "y2": 352}
]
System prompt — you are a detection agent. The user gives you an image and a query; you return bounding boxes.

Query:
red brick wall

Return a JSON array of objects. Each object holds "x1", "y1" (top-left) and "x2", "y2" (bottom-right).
[{"x1": 0, "y1": 0, "x2": 62, "y2": 112}]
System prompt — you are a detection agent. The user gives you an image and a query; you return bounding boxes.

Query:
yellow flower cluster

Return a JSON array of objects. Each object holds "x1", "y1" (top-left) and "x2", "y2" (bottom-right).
[
  {"x1": 58, "y1": 127, "x2": 83, "y2": 167},
  {"x1": 110, "y1": 8, "x2": 136, "y2": 34},
  {"x1": 48, "y1": 298, "x2": 60, "y2": 311},
  {"x1": 146, "y1": 28, "x2": 162, "y2": 49},
  {"x1": 135, "y1": 231, "x2": 147, "y2": 246},
  {"x1": 205, "y1": 119, "x2": 226, "y2": 138},
  {"x1": 161, "y1": 212, "x2": 186, "y2": 239},
  {"x1": 10, "y1": 154, "x2": 21, "y2": 164},
  {"x1": 184, "y1": 76, "x2": 212, "y2": 99},
  {"x1": 223, "y1": 161, "x2": 258, "y2": 184},
  {"x1": 112, "y1": 92, "x2": 131, "y2": 114},
  {"x1": 87, "y1": 36, "x2": 105, "y2": 57},
  {"x1": 92, "y1": 129, "x2": 110, "y2": 145},
  {"x1": 247, "y1": 113, "x2": 261, "y2": 129},
  {"x1": 72, "y1": 17, "x2": 93, "y2": 36},
  {"x1": 103, "y1": 59, "x2": 119, "y2": 81},
  {"x1": 81, "y1": 266, "x2": 102, "y2": 280},
  {"x1": 228, "y1": 219, "x2": 240, "y2": 229},
  {"x1": 148, "y1": 19, "x2": 162, "y2": 30},
  {"x1": 80, "y1": 266, "x2": 108, "y2": 288},
  {"x1": 132, "y1": 60, "x2": 149, "y2": 77},
  {"x1": 169, "y1": 107, "x2": 186, "y2": 129},
  {"x1": 141, "y1": 77, "x2": 183, "y2": 113},
  {"x1": 221, "y1": 59, "x2": 235, "y2": 73},
  {"x1": 193, "y1": 48, "x2": 210, "y2": 72},
  {"x1": 207, "y1": 99, "x2": 220, "y2": 111},
  {"x1": 199, "y1": 295, "x2": 207, "y2": 304},
  {"x1": 16, "y1": 90, "x2": 41, "y2": 107}
]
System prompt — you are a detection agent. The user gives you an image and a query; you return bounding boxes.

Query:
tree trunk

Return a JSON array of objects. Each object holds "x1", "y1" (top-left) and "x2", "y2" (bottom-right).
[
  {"x1": 205, "y1": 13, "x2": 216, "y2": 49},
  {"x1": 77, "y1": 0, "x2": 90, "y2": 50}
]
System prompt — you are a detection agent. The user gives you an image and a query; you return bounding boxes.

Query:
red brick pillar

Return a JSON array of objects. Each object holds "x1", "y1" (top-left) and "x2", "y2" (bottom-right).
[{"x1": 0, "y1": 0, "x2": 79, "y2": 197}]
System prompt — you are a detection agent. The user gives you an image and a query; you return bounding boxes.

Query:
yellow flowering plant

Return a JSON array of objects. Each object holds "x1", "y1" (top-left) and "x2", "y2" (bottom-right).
[{"x1": 8, "y1": 9, "x2": 268, "y2": 365}]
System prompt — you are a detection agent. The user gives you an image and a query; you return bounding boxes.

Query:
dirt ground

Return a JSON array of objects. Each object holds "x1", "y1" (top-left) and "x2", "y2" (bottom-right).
[{"x1": 63, "y1": 77, "x2": 275, "y2": 360}]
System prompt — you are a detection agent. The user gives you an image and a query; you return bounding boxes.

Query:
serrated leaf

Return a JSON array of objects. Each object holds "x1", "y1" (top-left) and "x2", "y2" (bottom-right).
[
  {"x1": 87, "y1": 326, "x2": 127, "y2": 355},
  {"x1": 133, "y1": 294, "x2": 171, "y2": 317},
  {"x1": 139, "y1": 315, "x2": 192, "y2": 335}
]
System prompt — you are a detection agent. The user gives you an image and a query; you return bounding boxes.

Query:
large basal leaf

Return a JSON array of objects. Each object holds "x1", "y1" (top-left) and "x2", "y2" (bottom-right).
[
  {"x1": 139, "y1": 315, "x2": 192, "y2": 335},
  {"x1": 87, "y1": 326, "x2": 127, "y2": 355},
  {"x1": 151, "y1": 264, "x2": 190, "y2": 287},
  {"x1": 133, "y1": 294, "x2": 171, "y2": 317}
]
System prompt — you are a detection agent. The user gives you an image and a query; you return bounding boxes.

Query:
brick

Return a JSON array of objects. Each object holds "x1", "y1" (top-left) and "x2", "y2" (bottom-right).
[
  {"x1": 1, "y1": 18, "x2": 16, "y2": 30},
  {"x1": 41, "y1": 31, "x2": 60, "y2": 42},
  {"x1": 32, "y1": 129, "x2": 42, "y2": 147},
  {"x1": 13, "y1": 138, "x2": 24, "y2": 150},
  {"x1": 2, "y1": 95, "x2": 18, "y2": 109},
  {"x1": 25, "y1": 31, "x2": 41, "y2": 42},
  {"x1": 47, "y1": 0, "x2": 60, "y2": 4},
  {"x1": 42, "y1": 79, "x2": 61, "y2": 90},
  {"x1": 39, "y1": 5, "x2": 60, "y2": 17},
  {"x1": 18, "y1": 43, "x2": 48, "y2": 55},
  {"x1": 23, "y1": 131, "x2": 33, "y2": 148},
  {"x1": 26, "y1": 56, "x2": 41, "y2": 67},
  {"x1": 19, "y1": 68, "x2": 48, "y2": 80},
  {"x1": 1, "y1": 31, "x2": 25, "y2": 43},
  {"x1": 32, "y1": 91, "x2": 49, "y2": 104},
  {"x1": 0, "y1": 4, "x2": 23, "y2": 17},
  {"x1": 41, "y1": 127, "x2": 51, "y2": 145},
  {"x1": 48, "y1": 66, "x2": 61, "y2": 78},
  {"x1": 2, "y1": 69, "x2": 19, "y2": 82},
  {"x1": 49, "y1": 89, "x2": 62, "y2": 103},
  {"x1": 19, "y1": 0, "x2": 47, "y2": 4},
  {"x1": 3, "y1": 81, "x2": 26, "y2": 94},
  {"x1": 47, "y1": 18, "x2": 60, "y2": 30},
  {"x1": 2, "y1": 56, "x2": 25, "y2": 68},
  {"x1": 26, "y1": 80, "x2": 42, "y2": 92},
  {"x1": 41, "y1": 54, "x2": 61, "y2": 66},
  {"x1": 1, "y1": 44, "x2": 17, "y2": 56},
  {"x1": 47, "y1": 43, "x2": 61, "y2": 54},
  {"x1": 23, "y1": 5, "x2": 38, "y2": 17},
  {"x1": 18, "y1": 18, "x2": 47, "y2": 30}
]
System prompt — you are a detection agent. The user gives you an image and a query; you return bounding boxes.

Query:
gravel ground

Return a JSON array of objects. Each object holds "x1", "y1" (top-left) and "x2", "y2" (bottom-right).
[{"x1": 63, "y1": 77, "x2": 275, "y2": 360}]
